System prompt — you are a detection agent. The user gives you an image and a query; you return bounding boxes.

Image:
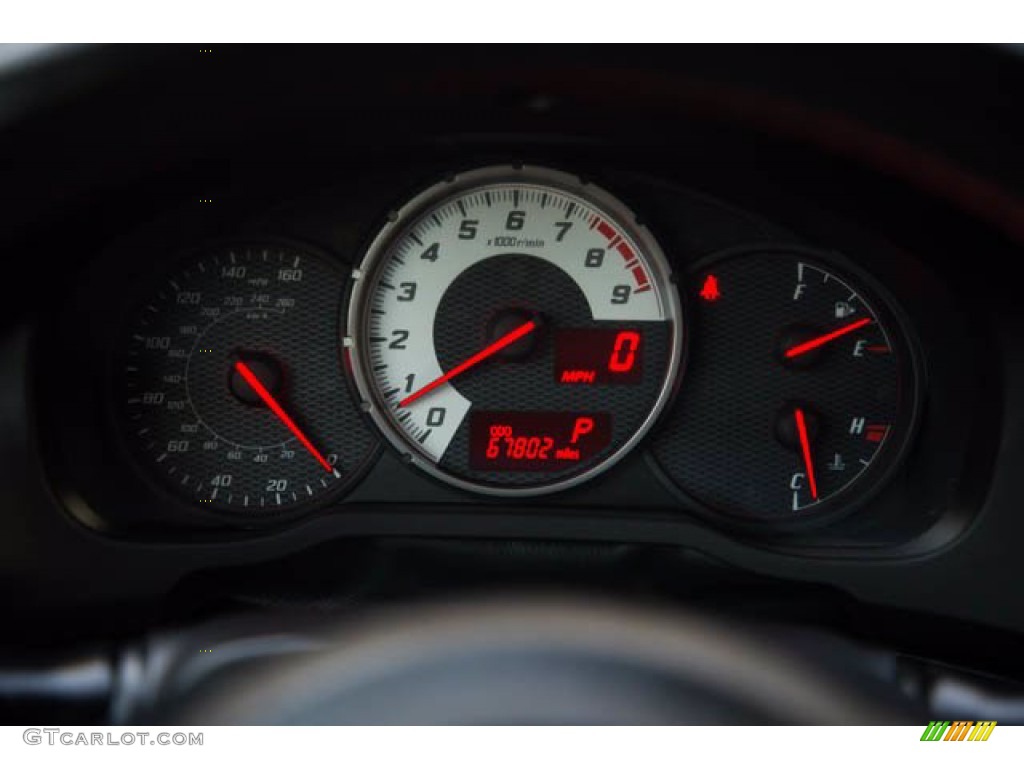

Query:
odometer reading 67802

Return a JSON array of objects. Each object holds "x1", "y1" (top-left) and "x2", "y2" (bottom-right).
[
  {"x1": 346, "y1": 166, "x2": 684, "y2": 496},
  {"x1": 470, "y1": 412, "x2": 613, "y2": 471}
]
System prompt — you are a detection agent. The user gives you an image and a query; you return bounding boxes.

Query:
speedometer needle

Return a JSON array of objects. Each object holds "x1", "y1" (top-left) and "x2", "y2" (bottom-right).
[
  {"x1": 233, "y1": 360, "x2": 334, "y2": 474},
  {"x1": 784, "y1": 317, "x2": 872, "y2": 358},
  {"x1": 794, "y1": 407, "x2": 818, "y2": 500},
  {"x1": 399, "y1": 320, "x2": 537, "y2": 408}
]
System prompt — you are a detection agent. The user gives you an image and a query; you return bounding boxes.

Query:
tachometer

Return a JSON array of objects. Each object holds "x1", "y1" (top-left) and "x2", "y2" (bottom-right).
[{"x1": 346, "y1": 165, "x2": 684, "y2": 496}]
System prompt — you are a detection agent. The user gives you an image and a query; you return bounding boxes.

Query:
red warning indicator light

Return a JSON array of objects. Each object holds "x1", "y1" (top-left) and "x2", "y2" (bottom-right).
[{"x1": 700, "y1": 274, "x2": 721, "y2": 302}]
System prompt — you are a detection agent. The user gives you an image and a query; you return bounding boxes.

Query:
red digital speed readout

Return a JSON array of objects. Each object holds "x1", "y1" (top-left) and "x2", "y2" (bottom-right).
[
  {"x1": 470, "y1": 412, "x2": 612, "y2": 471},
  {"x1": 555, "y1": 328, "x2": 643, "y2": 385}
]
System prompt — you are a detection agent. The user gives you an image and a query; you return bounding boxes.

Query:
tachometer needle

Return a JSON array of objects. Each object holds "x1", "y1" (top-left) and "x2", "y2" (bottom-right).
[
  {"x1": 399, "y1": 320, "x2": 537, "y2": 408},
  {"x1": 794, "y1": 407, "x2": 818, "y2": 500},
  {"x1": 784, "y1": 317, "x2": 872, "y2": 359},
  {"x1": 233, "y1": 360, "x2": 334, "y2": 474}
]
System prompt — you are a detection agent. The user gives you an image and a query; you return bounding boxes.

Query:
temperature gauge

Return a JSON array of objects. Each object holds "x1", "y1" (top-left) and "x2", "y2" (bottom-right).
[{"x1": 652, "y1": 248, "x2": 920, "y2": 525}]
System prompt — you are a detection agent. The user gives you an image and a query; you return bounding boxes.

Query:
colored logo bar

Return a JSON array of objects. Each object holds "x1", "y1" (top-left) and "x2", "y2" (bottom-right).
[{"x1": 920, "y1": 721, "x2": 997, "y2": 741}]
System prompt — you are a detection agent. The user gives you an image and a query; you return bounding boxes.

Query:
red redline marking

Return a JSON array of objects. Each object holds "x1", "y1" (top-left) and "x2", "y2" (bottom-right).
[
  {"x1": 233, "y1": 361, "x2": 334, "y2": 473},
  {"x1": 784, "y1": 317, "x2": 873, "y2": 358},
  {"x1": 865, "y1": 425, "x2": 889, "y2": 443},
  {"x1": 587, "y1": 226, "x2": 650, "y2": 289},
  {"x1": 866, "y1": 345, "x2": 891, "y2": 353},
  {"x1": 399, "y1": 320, "x2": 537, "y2": 408}
]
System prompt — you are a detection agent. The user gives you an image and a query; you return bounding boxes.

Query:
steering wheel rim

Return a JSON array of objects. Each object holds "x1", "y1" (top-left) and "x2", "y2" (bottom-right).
[{"x1": 161, "y1": 596, "x2": 920, "y2": 725}]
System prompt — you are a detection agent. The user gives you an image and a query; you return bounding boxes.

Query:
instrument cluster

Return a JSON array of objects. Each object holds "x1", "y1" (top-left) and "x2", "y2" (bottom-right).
[{"x1": 36, "y1": 159, "x2": 981, "y2": 551}]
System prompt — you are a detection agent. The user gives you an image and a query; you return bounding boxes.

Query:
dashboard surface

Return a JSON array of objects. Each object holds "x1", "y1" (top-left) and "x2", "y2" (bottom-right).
[{"x1": 1, "y1": 47, "x2": 1023, "y2": 687}]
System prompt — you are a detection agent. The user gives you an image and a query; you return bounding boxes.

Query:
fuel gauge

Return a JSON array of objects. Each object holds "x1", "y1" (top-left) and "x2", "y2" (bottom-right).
[{"x1": 651, "y1": 248, "x2": 920, "y2": 526}]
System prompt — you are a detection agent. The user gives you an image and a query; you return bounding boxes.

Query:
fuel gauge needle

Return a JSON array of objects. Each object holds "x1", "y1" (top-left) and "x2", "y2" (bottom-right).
[
  {"x1": 233, "y1": 360, "x2": 335, "y2": 474},
  {"x1": 784, "y1": 317, "x2": 872, "y2": 359},
  {"x1": 794, "y1": 407, "x2": 819, "y2": 500}
]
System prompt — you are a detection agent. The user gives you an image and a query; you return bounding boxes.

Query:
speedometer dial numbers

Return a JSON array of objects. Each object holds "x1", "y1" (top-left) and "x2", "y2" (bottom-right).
[
  {"x1": 347, "y1": 166, "x2": 684, "y2": 496},
  {"x1": 119, "y1": 243, "x2": 377, "y2": 516},
  {"x1": 651, "y1": 248, "x2": 919, "y2": 526}
]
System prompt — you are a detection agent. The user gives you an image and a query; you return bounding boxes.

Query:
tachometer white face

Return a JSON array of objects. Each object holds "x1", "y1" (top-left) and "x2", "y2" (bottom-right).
[{"x1": 346, "y1": 166, "x2": 683, "y2": 496}]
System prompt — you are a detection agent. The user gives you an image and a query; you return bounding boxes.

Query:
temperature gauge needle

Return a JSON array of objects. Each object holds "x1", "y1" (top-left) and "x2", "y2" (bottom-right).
[
  {"x1": 233, "y1": 360, "x2": 334, "y2": 474},
  {"x1": 399, "y1": 320, "x2": 537, "y2": 408},
  {"x1": 784, "y1": 317, "x2": 872, "y2": 359},
  {"x1": 794, "y1": 407, "x2": 818, "y2": 500}
]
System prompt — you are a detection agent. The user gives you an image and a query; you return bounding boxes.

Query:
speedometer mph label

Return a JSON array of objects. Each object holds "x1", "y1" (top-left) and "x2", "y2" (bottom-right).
[{"x1": 347, "y1": 166, "x2": 684, "y2": 497}]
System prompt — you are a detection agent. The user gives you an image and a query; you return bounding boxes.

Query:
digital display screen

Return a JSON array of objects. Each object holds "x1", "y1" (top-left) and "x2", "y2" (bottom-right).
[
  {"x1": 554, "y1": 328, "x2": 643, "y2": 385},
  {"x1": 470, "y1": 411, "x2": 612, "y2": 472}
]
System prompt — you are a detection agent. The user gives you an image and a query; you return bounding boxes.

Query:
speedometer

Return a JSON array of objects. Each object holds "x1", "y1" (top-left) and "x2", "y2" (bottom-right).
[
  {"x1": 346, "y1": 166, "x2": 683, "y2": 496},
  {"x1": 118, "y1": 242, "x2": 378, "y2": 516}
]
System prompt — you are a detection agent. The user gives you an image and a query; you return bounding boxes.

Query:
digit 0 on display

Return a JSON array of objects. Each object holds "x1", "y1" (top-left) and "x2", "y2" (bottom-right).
[
  {"x1": 555, "y1": 328, "x2": 643, "y2": 384},
  {"x1": 346, "y1": 166, "x2": 684, "y2": 496}
]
